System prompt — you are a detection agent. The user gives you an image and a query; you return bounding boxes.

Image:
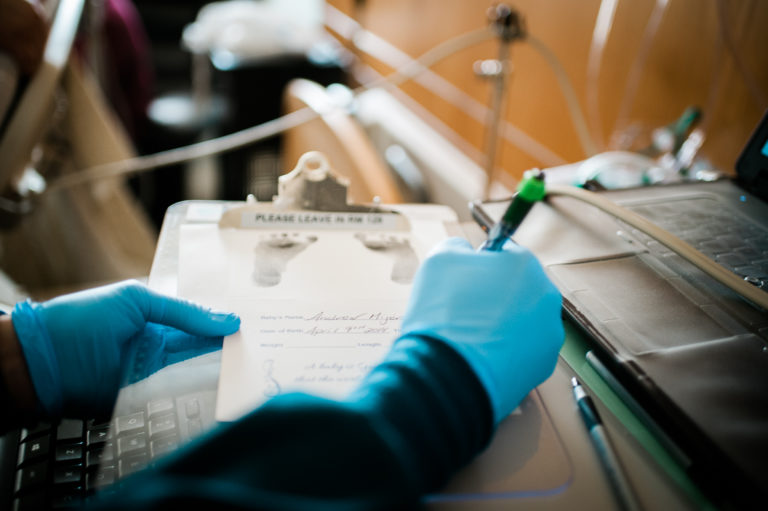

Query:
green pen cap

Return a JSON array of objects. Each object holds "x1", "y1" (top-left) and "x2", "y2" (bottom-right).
[{"x1": 516, "y1": 169, "x2": 546, "y2": 202}]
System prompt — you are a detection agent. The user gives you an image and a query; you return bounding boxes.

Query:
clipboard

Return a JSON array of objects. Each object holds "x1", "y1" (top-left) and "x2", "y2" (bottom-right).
[
  {"x1": 169, "y1": 151, "x2": 574, "y2": 499},
  {"x1": 109, "y1": 151, "x2": 581, "y2": 504},
  {"x1": 182, "y1": 152, "x2": 457, "y2": 421}
]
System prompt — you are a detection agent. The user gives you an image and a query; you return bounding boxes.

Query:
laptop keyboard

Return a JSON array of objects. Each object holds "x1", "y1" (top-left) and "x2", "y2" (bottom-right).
[
  {"x1": 9, "y1": 395, "x2": 199, "y2": 510},
  {"x1": 622, "y1": 197, "x2": 768, "y2": 290}
]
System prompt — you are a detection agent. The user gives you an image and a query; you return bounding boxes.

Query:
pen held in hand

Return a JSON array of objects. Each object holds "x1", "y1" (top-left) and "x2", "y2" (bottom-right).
[{"x1": 480, "y1": 169, "x2": 546, "y2": 251}]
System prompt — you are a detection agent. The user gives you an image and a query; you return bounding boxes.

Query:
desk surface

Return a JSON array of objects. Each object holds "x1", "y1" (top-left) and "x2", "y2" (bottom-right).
[
  {"x1": 462, "y1": 220, "x2": 711, "y2": 511},
  {"x1": 143, "y1": 200, "x2": 711, "y2": 510}
]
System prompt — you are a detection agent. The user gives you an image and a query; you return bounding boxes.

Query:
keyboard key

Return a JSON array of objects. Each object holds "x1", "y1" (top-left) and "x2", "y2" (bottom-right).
[
  {"x1": 55, "y1": 444, "x2": 83, "y2": 463},
  {"x1": 147, "y1": 398, "x2": 174, "y2": 418},
  {"x1": 56, "y1": 420, "x2": 84, "y2": 443},
  {"x1": 747, "y1": 237, "x2": 768, "y2": 252},
  {"x1": 117, "y1": 433, "x2": 147, "y2": 457},
  {"x1": 115, "y1": 412, "x2": 145, "y2": 436},
  {"x1": 17, "y1": 436, "x2": 50, "y2": 466},
  {"x1": 735, "y1": 266, "x2": 764, "y2": 278},
  {"x1": 736, "y1": 247, "x2": 763, "y2": 261},
  {"x1": 150, "y1": 434, "x2": 179, "y2": 458},
  {"x1": 19, "y1": 423, "x2": 52, "y2": 442},
  {"x1": 148, "y1": 414, "x2": 177, "y2": 439},
  {"x1": 185, "y1": 398, "x2": 200, "y2": 419},
  {"x1": 87, "y1": 467, "x2": 115, "y2": 491},
  {"x1": 118, "y1": 454, "x2": 149, "y2": 479},
  {"x1": 716, "y1": 234, "x2": 744, "y2": 247},
  {"x1": 679, "y1": 231, "x2": 709, "y2": 246},
  {"x1": 87, "y1": 418, "x2": 111, "y2": 429},
  {"x1": 53, "y1": 466, "x2": 83, "y2": 485},
  {"x1": 14, "y1": 462, "x2": 48, "y2": 493},
  {"x1": 86, "y1": 426, "x2": 112, "y2": 446},
  {"x1": 716, "y1": 252, "x2": 750, "y2": 269},
  {"x1": 700, "y1": 240, "x2": 730, "y2": 254},
  {"x1": 86, "y1": 444, "x2": 114, "y2": 468}
]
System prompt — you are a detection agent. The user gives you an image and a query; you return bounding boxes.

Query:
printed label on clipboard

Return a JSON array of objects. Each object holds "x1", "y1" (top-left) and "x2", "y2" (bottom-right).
[{"x1": 240, "y1": 211, "x2": 408, "y2": 230}]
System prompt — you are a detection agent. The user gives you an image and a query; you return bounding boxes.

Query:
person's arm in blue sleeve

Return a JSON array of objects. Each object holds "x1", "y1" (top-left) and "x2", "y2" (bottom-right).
[
  {"x1": 89, "y1": 237, "x2": 564, "y2": 510},
  {"x1": 0, "y1": 279, "x2": 240, "y2": 431}
]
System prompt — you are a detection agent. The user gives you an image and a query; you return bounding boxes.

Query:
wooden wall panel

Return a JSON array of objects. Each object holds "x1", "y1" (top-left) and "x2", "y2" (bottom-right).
[{"x1": 327, "y1": 0, "x2": 768, "y2": 182}]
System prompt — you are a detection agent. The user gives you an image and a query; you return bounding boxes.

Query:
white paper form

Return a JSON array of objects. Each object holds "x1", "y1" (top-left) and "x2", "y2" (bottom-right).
[
  {"x1": 174, "y1": 204, "x2": 577, "y2": 502},
  {"x1": 177, "y1": 207, "x2": 453, "y2": 422}
]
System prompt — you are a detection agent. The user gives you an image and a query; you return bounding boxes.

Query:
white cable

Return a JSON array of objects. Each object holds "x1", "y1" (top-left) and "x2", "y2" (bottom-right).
[
  {"x1": 545, "y1": 183, "x2": 768, "y2": 311},
  {"x1": 586, "y1": 0, "x2": 619, "y2": 151},
  {"x1": 46, "y1": 14, "x2": 598, "y2": 192},
  {"x1": 45, "y1": 27, "x2": 498, "y2": 192},
  {"x1": 355, "y1": 27, "x2": 495, "y2": 91},
  {"x1": 526, "y1": 35, "x2": 599, "y2": 158},
  {"x1": 47, "y1": 107, "x2": 319, "y2": 191},
  {"x1": 611, "y1": 0, "x2": 669, "y2": 145},
  {"x1": 327, "y1": 5, "x2": 569, "y2": 168}
]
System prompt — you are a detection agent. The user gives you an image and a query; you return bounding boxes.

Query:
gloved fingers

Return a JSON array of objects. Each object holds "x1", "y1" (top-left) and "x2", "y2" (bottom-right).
[
  {"x1": 161, "y1": 328, "x2": 224, "y2": 356},
  {"x1": 427, "y1": 236, "x2": 530, "y2": 259},
  {"x1": 133, "y1": 285, "x2": 240, "y2": 337},
  {"x1": 501, "y1": 238, "x2": 520, "y2": 252},
  {"x1": 121, "y1": 325, "x2": 225, "y2": 385},
  {"x1": 427, "y1": 236, "x2": 473, "y2": 256}
]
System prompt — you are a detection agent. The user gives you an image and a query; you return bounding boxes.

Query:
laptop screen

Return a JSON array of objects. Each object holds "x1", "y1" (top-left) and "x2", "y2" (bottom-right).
[{"x1": 736, "y1": 109, "x2": 768, "y2": 201}]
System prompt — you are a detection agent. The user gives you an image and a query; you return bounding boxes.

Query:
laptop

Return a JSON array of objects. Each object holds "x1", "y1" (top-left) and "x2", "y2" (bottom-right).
[{"x1": 476, "y1": 110, "x2": 768, "y2": 508}]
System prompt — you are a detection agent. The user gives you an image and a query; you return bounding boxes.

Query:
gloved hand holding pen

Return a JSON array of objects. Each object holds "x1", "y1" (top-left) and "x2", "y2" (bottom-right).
[
  {"x1": 398, "y1": 237, "x2": 564, "y2": 424},
  {"x1": 10, "y1": 280, "x2": 240, "y2": 417}
]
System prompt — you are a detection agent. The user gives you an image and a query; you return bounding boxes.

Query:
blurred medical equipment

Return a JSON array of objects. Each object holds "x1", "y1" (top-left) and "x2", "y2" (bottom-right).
[
  {"x1": 0, "y1": 0, "x2": 157, "y2": 296},
  {"x1": 0, "y1": 0, "x2": 764, "y2": 295},
  {"x1": 43, "y1": 3, "x2": 595, "y2": 204}
]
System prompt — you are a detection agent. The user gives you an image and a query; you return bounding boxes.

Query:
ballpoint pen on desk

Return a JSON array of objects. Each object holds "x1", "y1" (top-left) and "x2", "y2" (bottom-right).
[
  {"x1": 479, "y1": 168, "x2": 546, "y2": 251},
  {"x1": 571, "y1": 377, "x2": 643, "y2": 511}
]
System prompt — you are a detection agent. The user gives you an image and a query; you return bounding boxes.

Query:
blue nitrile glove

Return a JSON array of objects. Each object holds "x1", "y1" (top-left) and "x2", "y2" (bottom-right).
[
  {"x1": 119, "y1": 323, "x2": 226, "y2": 387},
  {"x1": 398, "y1": 237, "x2": 564, "y2": 424},
  {"x1": 11, "y1": 280, "x2": 240, "y2": 417}
]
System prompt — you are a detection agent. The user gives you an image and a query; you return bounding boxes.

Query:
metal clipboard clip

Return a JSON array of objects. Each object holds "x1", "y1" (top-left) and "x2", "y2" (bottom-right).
[{"x1": 219, "y1": 151, "x2": 410, "y2": 231}]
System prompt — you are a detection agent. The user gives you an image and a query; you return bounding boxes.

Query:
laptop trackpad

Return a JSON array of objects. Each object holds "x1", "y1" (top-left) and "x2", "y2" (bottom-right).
[{"x1": 547, "y1": 254, "x2": 742, "y2": 354}]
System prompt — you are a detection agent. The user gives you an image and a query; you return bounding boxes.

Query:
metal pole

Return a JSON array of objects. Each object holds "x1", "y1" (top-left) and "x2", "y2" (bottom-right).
[{"x1": 479, "y1": 4, "x2": 525, "y2": 199}]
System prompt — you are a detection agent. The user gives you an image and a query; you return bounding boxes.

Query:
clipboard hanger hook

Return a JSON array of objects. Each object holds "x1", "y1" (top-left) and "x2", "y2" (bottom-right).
[
  {"x1": 218, "y1": 151, "x2": 405, "y2": 229},
  {"x1": 273, "y1": 151, "x2": 390, "y2": 213}
]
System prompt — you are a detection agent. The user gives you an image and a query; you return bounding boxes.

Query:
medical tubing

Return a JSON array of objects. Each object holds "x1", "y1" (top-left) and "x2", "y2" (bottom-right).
[
  {"x1": 585, "y1": 0, "x2": 619, "y2": 151},
  {"x1": 46, "y1": 27, "x2": 496, "y2": 191},
  {"x1": 525, "y1": 35, "x2": 598, "y2": 157},
  {"x1": 355, "y1": 27, "x2": 496, "y2": 91},
  {"x1": 324, "y1": 5, "x2": 568, "y2": 167},
  {"x1": 47, "y1": 107, "x2": 319, "y2": 191},
  {"x1": 354, "y1": 29, "x2": 567, "y2": 167},
  {"x1": 545, "y1": 183, "x2": 768, "y2": 310},
  {"x1": 611, "y1": 0, "x2": 669, "y2": 144},
  {"x1": 48, "y1": 22, "x2": 593, "y2": 191}
]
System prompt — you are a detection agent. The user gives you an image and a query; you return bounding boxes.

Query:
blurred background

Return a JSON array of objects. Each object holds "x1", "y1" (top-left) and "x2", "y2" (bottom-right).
[
  {"x1": 1, "y1": 0, "x2": 767, "y2": 296},
  {"x1": 123, "y1": 0, "x2": 768, "y2": 222},
  {"x1": 71, "y1": 0, "x2": 765, "y2": 224}
]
